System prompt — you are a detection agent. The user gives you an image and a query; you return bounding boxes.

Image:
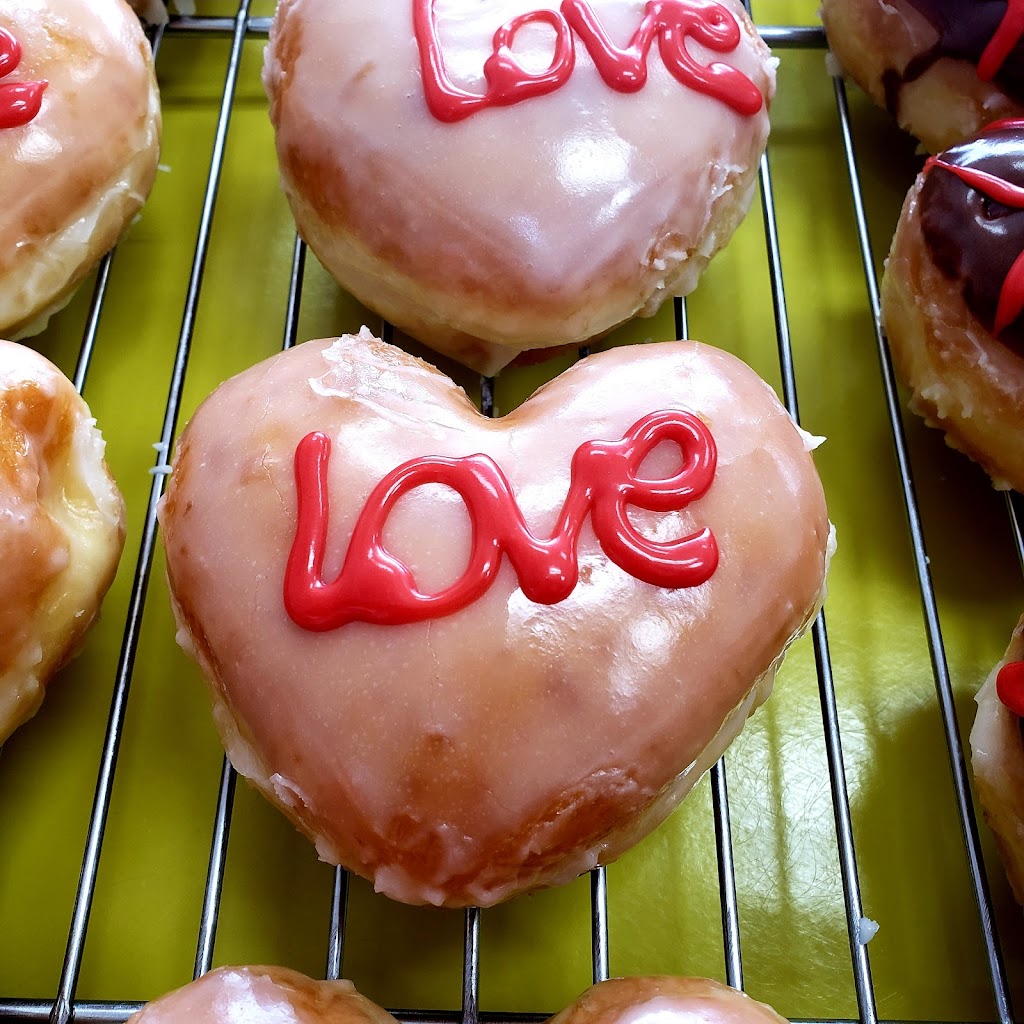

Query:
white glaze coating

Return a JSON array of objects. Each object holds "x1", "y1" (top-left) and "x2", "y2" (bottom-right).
[
  {"x1": 263, "y1": 0, "x2": 775, "y2": 372},
  {"x1": 0, "y1": 0, "x2": 160, "y2": 337},
  {"x1": 0, "y1": 339, "x2": 125, "y2": 742},
  {"x1": 126, "y1": 966, "x2": 400, "y2": 1024},
  {"x1": 159, "y1": 331, "x2": 830, "y2": 907}
]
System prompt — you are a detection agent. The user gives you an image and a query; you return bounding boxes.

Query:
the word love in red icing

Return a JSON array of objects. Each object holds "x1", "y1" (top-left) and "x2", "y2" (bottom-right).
[
  {"x1": 0, "y1": 27, "x2": 46, "y2": 131},
  {"x1": 997, "y1": 660, "x2": 1024, "y2": 717},
  {"x1": 285, "y1": 410, "x2": 719, "y2": 631},
  {"x1": 412, "y1": 0, "x2": 764, "y2": 124}
]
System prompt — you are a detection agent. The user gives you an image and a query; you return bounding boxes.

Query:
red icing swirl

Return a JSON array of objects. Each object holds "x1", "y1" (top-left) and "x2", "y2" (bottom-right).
[
  {"x1": 412, "y1": 0, "x2": 764, "y2": 124},
  {"x1": 997, "y1": 659, "x2": 1024, "y2": 716},
  {"x1": 285, "y1": 410, "x2": 719, "y2": 631},
  {"x1": 0, "y1": 27, "x2": 46, "y2": 130},
  {"x1": 979, "y1": 0, "x2": 1024, "y2": 82}
]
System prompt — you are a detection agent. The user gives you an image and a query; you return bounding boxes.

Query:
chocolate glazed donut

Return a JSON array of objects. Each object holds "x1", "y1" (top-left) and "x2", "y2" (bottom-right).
[
  {"x1": 880, "y1": 119, "x2": 1024, "y2": 491},
  {"x1": 821, "y1": 0, "x2": 1024, "y2": 151},
  {"x1": 882, "y1": 1, "x2": 1024, "y2": 115},
  {"x1": 919, "y1": 119, "x2": 1024, "y2": 351}
]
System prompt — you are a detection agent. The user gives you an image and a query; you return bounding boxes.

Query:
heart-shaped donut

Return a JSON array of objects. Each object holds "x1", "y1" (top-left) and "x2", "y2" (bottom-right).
[
  {"x1": 262, "y1": 0, "x2": 775, "y2": 373},
  {"x1": 159, "y1": 331, "x2": 831, "y2": 907}
]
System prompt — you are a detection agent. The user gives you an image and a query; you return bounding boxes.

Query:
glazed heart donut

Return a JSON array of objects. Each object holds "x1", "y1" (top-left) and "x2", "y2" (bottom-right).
[
  {"x1": 821, "y1": 0, "x2": 1024, "y2": 153},
  {"x1": 125, "y1": 968, "x2": 789, "y2": 1024},
  {"x1": 970, "y1": 614, "x2": 1024, "y2": 904},
  {"x1": 262, "y1": 0, "x2": 775, "y2": 374},
  {"x1": 0, "y1": 0, "x2": 161, "y2": 339},
  {"x1": 125, "y1": 966, "x2": 401, "y2": 1024},
  {"x1": 159, "y1": 330, "x2": 831, "y2": 907},
  {"x1": 0, "y1": 339, "x2": 125, "y2": 743},
  {"x1": 881, "y1": 118, "x2": 1024, "y2": 492}
]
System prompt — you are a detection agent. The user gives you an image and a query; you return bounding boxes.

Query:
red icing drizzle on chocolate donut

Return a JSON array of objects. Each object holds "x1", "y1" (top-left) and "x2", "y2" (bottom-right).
[
  {"x1": 979, "y1": 0, "x2": 1024, "y2": 81},
  {"x1": 412, "y1": 0, "x2": 763, "y2": 123},
  {"x1": 0, "y1": 27, "x2": 46, "y2": 130},
  {"x1": 997, "y1": 660, "x2": 1024, "y2": 716},
  {"x1": 920, "y1": 118, "x2": 1024, "y2": 349},
  {"x1": 285, "y1": 410, "x2": 719, "y2": 630}
]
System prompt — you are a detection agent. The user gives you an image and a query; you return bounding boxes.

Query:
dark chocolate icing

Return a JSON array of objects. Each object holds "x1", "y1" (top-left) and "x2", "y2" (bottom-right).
[
  {"x1": 884, "y1": 1, "x2": 1024, "y2": 114},
  {"x1": 920, "y1": 123, "x2": 1024, "y2": 353}
]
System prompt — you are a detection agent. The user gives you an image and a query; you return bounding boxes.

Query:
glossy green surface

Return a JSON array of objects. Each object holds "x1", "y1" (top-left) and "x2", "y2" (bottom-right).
[{"x1": 1, "y1": 1, "x2": 1022, "y2": 1020}]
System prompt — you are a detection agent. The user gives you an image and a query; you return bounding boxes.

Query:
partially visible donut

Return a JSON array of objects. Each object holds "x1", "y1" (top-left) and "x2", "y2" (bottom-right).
[
  {"x1": 970, "y1": 614, "x2": 1024, "y2": 904},
  {"x1": 263, "y1": 0, "x2": 776, "y2": 374},
  {"x1": 550, "y1": 977, "x2": 788, "y2": 1024},
  {"x1": 881, "y1": 119, "x2": 1024, "y2": 491},
  {"x1": 821, "y1": 0, "x2": 1024, "y2": 153},
  {"x1": 125, "y1": 966, "x2": 400, "y2": 1024},
  {"x1": 0, "y1": 0, "x2": 161, "y2": 338},
  {"x1": 124, "y1": 969, "x2": 788, "y2": 1024},
  {"x1": 0, "y1": 339, "x2": 125, "y2": 743}
]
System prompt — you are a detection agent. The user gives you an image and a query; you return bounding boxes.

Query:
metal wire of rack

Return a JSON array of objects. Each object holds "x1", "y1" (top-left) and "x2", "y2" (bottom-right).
[{"x1": 1, "y1": 5, "x2": 1024, "y2": 1023}]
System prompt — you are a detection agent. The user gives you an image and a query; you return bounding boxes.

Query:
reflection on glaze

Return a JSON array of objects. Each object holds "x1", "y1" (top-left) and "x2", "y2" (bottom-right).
[
  {"x1": 997, "y1": 660, "x2": 1024, "y2": 716},
  {"x1": 921, "y1": 119, "x2": 1024, "y2": 350},
  {"x1": 0, "y1": 27, "x2": 45, "y2": 130},
  {"x1": 412, "y1": 0, "x2": 763, "y2": 123},
  {"x1": 882, "y1": 0, "x2": 1024, "y2": 114},
  {"x1": 285, "y1": 410, "x2": 719, "y2": 630}
]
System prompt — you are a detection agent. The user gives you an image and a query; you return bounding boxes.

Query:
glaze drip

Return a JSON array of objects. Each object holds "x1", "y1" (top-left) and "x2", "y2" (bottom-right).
[
  {"x1": 882, "y1": 0, "x2": 1024, "y2": 115},
  {"x1": 920, "y1": 120, "x2": 1024, "y2": 352}
]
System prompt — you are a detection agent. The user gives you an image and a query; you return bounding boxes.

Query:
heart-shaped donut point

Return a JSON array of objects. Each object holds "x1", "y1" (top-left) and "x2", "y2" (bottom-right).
[
  {"x1": 262, "y1": 0, "x2": 776, "y2": 373},
  {"x1": 159, "y1": 331, "x2": 831, "y2": 907}
]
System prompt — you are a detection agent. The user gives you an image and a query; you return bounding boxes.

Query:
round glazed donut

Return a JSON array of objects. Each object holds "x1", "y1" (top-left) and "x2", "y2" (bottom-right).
[
  {"x1": 970, "y1": 614, "x2": 1024, "y2": 904},
  {"x1": 550, "y1": 977, "x2": 788, "y2": 1024},
  {"x1": 262, "y1": 0, "x2": 775, "y2": 375},
  {"x1": 126, "y1": 966, "x2": 400, "y2": 1024},
  {"x1": 0, "y1": 0, "x2": 161, "y2": 339},
  {"x1": 881, "y1": 119, "x2": 1024, "y2": 491},
  {"x1": 821, "y1": 0, "x2": 1024, "y2": 154},
  {"x1": 159, "y1": 330, "x2": 831, "y2": 907},
  {"x1": 0, "y1": 339, "x2": 125, "y2": 743}
]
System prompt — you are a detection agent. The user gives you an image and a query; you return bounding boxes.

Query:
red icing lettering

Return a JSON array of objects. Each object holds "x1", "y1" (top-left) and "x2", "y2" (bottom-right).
[
  {"x1": 0, "y1": 27, "x2": 46, "y2": 130},
  {"x1": 285, "y1": 410, "x2": 719, "y2": 631},
  {"x1": 978, "y1": 0, "x2": 1024, "y2": 82},
  {"x1": 412, "y1": 0, "x2": 763, "y2": 123},
  {"x1": 927, "y1": 127, "x2": 1024, "y2": 338},
  {"x1": 997, "y1": 660, "x2": 1024, "y2": 717}
]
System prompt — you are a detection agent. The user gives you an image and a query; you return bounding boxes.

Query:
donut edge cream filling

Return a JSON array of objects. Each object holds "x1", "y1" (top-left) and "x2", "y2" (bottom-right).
[{"x1": 0, "y1": 409, "x2": 126, "y2": 742}]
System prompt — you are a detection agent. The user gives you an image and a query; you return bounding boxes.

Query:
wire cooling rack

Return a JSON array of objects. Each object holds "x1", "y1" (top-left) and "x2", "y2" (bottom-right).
[{"x1": 2, "y1": 3, "x2": 1024, "y2": 1022}]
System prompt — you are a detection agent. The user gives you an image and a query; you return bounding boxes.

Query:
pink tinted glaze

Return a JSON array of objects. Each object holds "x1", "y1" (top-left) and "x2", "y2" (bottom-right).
[
  {"x1": 0, "y1": 27, "x2": 45, "y2": 130},
  {"x1": 159, "y1": 333, "x2": 830, "y2": 907},
  {"x1": 413, "y1": 0, "x2": 763, "y2": 122},
  {"x1": 286, "y1": 411, "x2": 718, "y2": 630},
  {"x1": 126, "y1": 966, "x2": 400, "y2": 1024},
  {"x1": 997, "y1": 660, "x2": 1024, "y2": 716},
  {"x1": 978, "y1": 0, "x2": 1024, "y2": 82}
]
